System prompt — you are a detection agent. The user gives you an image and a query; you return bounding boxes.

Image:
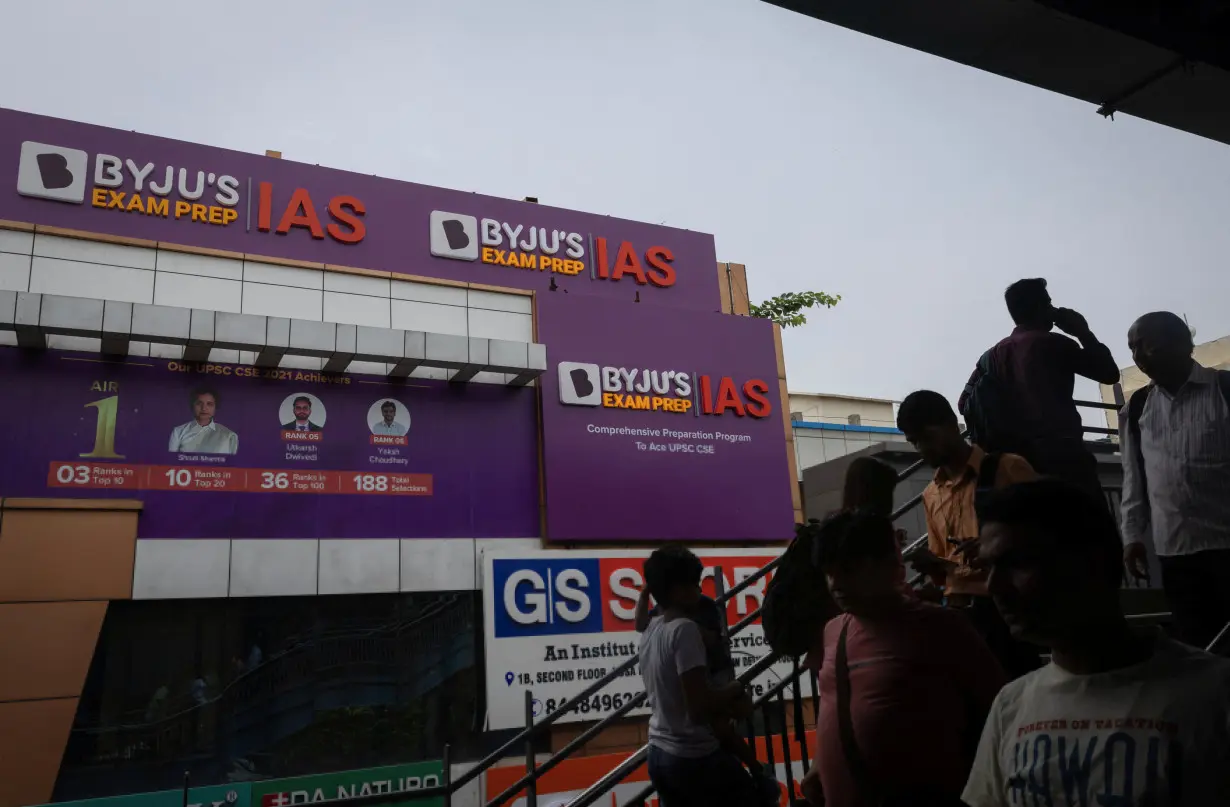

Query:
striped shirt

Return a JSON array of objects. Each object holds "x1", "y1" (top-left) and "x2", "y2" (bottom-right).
[{"x1": 1120, "y1": 363, "x2": 1230, "y2": 557}]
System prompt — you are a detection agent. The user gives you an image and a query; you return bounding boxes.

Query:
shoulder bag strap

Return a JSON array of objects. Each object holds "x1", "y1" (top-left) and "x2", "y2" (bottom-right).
[
  {"x1": 1217, "y1": 370, "x2": 1230, "y2": 413},
  {"x1": 1127, "y1": 385, "x2": 1152, "y2": 503},
  {"x1": 835, "y1": 619, "x2": 884, "y2": 803}
]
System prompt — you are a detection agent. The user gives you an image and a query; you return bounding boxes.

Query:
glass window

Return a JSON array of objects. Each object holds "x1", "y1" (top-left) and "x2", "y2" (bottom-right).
[{"x1": 54, "y1": 592, "x2": 487, "y2": 802}]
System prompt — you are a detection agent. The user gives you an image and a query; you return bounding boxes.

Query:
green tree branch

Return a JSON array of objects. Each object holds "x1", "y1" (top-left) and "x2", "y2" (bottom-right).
[{"x1": 748, "y1": 290, "x2": 841, "y2": 328}]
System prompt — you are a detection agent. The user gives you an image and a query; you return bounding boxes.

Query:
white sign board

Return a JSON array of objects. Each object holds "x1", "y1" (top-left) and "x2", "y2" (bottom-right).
[{"x1": 482, "y1": 548, "x2": 810, "y2": 731}]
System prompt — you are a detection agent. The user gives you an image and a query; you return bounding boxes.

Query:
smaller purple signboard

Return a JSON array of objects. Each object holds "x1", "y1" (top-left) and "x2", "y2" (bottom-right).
[
  {"x1": 537, "y1": 295, "x2": 796, "y2": 542},
  {"x1": 0, "y1": 349, "x2": 539, "y2": 539},
  {"x1": 1, "y1": 108, "x2": 721, "y2": 311}
]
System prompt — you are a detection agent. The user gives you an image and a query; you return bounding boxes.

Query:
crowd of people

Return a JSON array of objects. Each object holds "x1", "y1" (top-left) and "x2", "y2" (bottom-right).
[{"x1": 636, "y1": 280, "x2": 1230, "y2": 806}]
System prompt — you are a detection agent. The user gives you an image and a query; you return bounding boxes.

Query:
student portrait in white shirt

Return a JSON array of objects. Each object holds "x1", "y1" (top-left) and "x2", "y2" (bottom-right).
[
  {"x1": 168, "y1": 387, "x2": 239, "y2": 455},
  {"x1": 367, "y1": 399, "x2": 410, "y2": 437}
]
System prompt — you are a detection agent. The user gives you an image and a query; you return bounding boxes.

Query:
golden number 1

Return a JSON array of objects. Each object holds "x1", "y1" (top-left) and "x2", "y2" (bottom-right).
[{"x1": 81, "y1": 395, "x2": 125, "y2": 459}]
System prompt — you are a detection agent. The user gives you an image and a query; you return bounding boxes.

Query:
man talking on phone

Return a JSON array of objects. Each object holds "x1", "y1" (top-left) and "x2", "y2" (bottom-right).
[{"x1": 958, "y1": 278, "x2": 1119, "y2": 502}]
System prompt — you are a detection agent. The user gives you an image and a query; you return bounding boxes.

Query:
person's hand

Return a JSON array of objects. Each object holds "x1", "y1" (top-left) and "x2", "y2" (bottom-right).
[
  {"x1": 1124, "y1": 541, "x2": 1150, "y2": 581},
  {"x1": 915, "y1": 583, "x2": 945, "y2": 604},
  {"x1": 1053, "y1": 307, "x2": 1091, "y2": 338},
  {"x1": 911, "y1": 547, "x2": 958, "y2": 575},
  {"x1": 727, "y1": 689, "x2": 754, "y2": 720},
  {"x1": 801, "y1": 768, "x2": 825, "y2": 806},
  {"x1": 952, "y1": 537, "x2": 981, "y2": 562}
]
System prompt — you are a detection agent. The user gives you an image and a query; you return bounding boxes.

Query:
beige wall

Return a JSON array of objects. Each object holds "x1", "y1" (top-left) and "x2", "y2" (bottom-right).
[
  {"x1": 1099, "y1": 335, "x2": 1230, "y2": 430},
  {"x1": 0, "y1": 498, "x2": 142, "y2": 807},
  {"x1": 787, "y1": 392, "x2": 897, "y2": 430}
]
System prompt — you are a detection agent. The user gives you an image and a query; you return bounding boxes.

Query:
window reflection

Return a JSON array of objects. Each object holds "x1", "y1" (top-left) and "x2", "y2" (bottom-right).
[{"x1": 55, "y1": 592, "x2": 482, "y2": 802}]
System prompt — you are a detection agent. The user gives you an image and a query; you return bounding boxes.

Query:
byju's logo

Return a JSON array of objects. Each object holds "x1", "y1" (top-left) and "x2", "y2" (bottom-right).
[
  {"x1": 558, "y1": 362, "x2": 602, "y2": 406},
  {"x1": 429, "y1": 211, "x2": 478, "y2": 261},
  {"x1": 17, "y1": 142, "x2": 88, "y2": 203}
]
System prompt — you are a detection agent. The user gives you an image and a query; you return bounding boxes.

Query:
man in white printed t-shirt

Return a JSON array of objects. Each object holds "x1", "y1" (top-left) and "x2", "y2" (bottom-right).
[
  {"x1": 639, "y1": 546, "x2": 759, "y2": 807},
  {"x1": 963, "y1": 479, "x2": 1230, "y2": 806}
]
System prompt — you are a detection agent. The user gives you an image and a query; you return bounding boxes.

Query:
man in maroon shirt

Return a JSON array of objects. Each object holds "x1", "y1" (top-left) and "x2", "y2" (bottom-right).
[
  {"x1": 959, "y1": 278, "x2": 1119, "y2": 501},
  {"x1": 802, "y1": 510, "x2": 1004, "y2": 806}
]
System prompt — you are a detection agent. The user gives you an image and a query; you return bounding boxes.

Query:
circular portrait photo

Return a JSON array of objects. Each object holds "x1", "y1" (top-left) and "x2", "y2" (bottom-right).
[
  {"x1": 279, "y1": 392, "x2": 327, "y2": 433},
  {"x1": 367, "y1": 398, "x2": 411, "y2": 437}
]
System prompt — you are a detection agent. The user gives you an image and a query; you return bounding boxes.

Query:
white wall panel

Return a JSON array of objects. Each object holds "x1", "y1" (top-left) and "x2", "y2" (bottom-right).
[
  {"x1": 230, "y1": 540, "x2": 319, "y2": 597},
  {"x1": 132, "y1": 539, "x2": 231, "y2": 599},
  {"x1": 323, "y1": 291, "x2": 391, "y2": 328},
  {"x1": 47, "y1": 335, "x2": 102, "y2": 351},
  {"x1": 468, "y1": 308, "x2": 532, "y2": 341},
  {"x1": 474, "y1": 538, "x2": 544, "y2": 588},
  {"x1": 319, "y1": 539, "x2": 401, "y2": 595},
  {"x1": 401, "y1": 539, "x2": 477, "y2": 592},
  {"x1": 243, "y1": 260, "x2": 323, "y2": 290},
  {"x1": 34, "y1": 234, "x2": 156, "y2": 270},
  {"x1": 468, "y1": 289, "x2": 532, "y2": 314},
  {"x1": 391, "y1": 299, "x2": 468, "y2": 336},
  {"x1": 240, "y1": 281, "x2": 322, "y2": 320},
  {"x1": 324, "y1": 271, "x2": 390, "y2": 297},
  {"x1": 30, "y1": 256, "x2": 155, "y2": 304},
  {"x1": 154, "y1": 272, "x2": 243, "y2": 313},
  {"x1": 0, "y1": 229, "x2": 33, "y2": 255},
  {"x1": 0, "y1": 252, "x2": 30, "y2": 291},
  {"x1": 156, "y1": 250, "x2": 243, "y2": 280},
  {"x1": 390, "y1": 279, "x2": 467, "y2": 306}
]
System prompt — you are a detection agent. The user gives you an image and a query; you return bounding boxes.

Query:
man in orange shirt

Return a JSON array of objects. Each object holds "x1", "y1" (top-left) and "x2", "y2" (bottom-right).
[{"x1": 897, "y1": 390, "x2": 1041, "y2": 678}]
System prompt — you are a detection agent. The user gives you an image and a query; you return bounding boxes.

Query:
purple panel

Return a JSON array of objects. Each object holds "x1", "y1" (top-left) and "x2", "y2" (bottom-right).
[
  {"x1": 0, "y1": 108, "x2": 720, "y2": 311},
  {"x1": 0, "y1": 349, "x2": 539, "y2": 539},
  {"x1": 537, "y1": 295, "x2": 795, "y2": 542}
]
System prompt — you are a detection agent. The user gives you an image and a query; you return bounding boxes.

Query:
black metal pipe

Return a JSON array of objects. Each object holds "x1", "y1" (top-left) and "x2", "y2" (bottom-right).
[
  {"x1": 777, "y1": 689, "x2": 796, "y2": 802},
  {"x1": 524, "y1": 690, "x2": 537, "y2": 807},
  {"x1": 441, "y1": 744, "x2": 452, "y2": 807}
]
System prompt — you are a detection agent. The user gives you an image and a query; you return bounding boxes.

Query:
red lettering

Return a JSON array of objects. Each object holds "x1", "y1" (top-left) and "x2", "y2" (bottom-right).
[
  {"x1": 714, "y1": 377, "x2": 746, "y2": 416},
  {"x1": 257, "y1": 181, "x2": 272, "y2": 232},
  {"x1": 743, "y1": 379, "x2": 771, "y2": 418},
  {"x1": 699, "y1": 375, "x2": 714, "y2": 415},
  {"x1": 610, "y1": 241, "x2": 647, "y2": 284},
  {"x1": 645, "y1": 246, "x2": 676, "y2": 288},
  {"x1": 327, "y1": 195, "x2": 366, "y2": 244},
  {"x1": 275, "y1": 188, "x2": 325, "y2": 239},
  {"x1": 595, "y1": 237, "x2": 610, "y2": 279}
]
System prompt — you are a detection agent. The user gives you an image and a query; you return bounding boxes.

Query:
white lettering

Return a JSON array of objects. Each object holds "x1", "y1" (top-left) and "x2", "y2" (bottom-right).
[
  {"x1": 504, "y1": 569, "x2": 547, "y2": 625},
  {"x1": 554, "y1": 568, "x2": 591, "y2": 622},
  {"x1": 94, "y1": 154, "x2": 123, "y2": 188},
  {"x1": 125, "y1": 160, "x2": 155, "y2": 190}
]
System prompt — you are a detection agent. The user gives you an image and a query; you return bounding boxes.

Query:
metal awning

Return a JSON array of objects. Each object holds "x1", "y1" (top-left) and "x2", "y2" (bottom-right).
[
  {"x1": 0, "y1": 290, "x2": 546, "y2": 385},
  {"x1": 766, "y1": 0, "x2": 1230, "y2": 146}
]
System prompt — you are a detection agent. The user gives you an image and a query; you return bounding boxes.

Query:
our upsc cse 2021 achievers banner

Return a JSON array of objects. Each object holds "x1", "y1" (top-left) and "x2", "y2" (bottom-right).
[
  {"x1": 482, "y1": 549, "x2": 807, "y2": 731},
  {"x1": 0, "y1": 349, "x2": 538, "y2": 539}
]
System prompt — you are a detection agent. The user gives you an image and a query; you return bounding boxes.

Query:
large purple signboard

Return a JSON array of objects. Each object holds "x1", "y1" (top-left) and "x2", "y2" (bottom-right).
[
  {"x1": 0, "y1": 348, "x2": 539, "y2": 539},
  {"x1": 1, "y1": 108, "x2": 721, "y2": 311},
  {"x1": 537, "y1": 295, "x2": 795, "y2": 542}
]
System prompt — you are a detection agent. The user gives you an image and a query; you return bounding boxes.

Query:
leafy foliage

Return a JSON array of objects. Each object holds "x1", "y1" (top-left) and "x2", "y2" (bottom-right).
[{"x1": 748, "y1": 290, "x2": 841, "y2": 328}]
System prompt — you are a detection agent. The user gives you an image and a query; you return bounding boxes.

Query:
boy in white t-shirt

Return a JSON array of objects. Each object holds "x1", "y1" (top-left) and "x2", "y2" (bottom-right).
[
  {"x1": 639, "y1": 546, "x2": 759, "y2": 807},
  {"x1": 964, "y1": 479, "x2": 1230, "y2": 806}
]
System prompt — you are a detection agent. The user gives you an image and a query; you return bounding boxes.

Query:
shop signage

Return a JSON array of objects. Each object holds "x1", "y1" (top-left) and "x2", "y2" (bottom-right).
[
  {"x1": 481, "y1": 549, "x2": 812, "y2": 731},
  {"x1": 0, "y1": 350, "x2": 538, "y2": 539},
  {"x1": 485, "y1": 736, "x2": 815, "y2": 807},
  {"x1": 1, "y1": 108, "x2": 721, "y2": 309},
  {"x1": 536, "y1": 295, "x2": 795, "y2": 542},
  {"x1": 249, "y1": 761, "x2": 443, "y2": 807}
]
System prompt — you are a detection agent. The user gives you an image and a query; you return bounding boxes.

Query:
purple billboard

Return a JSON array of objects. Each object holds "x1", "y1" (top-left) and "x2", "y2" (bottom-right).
[
  {"x1": 0, "y1": 348, "x2": 539, "y2": 539},
  {"x1": 1, "y1": 108, "x2": 721, "y2": 311},
  {"x1": 537, "y1": 295, "x2": 795, "y2": 542}
]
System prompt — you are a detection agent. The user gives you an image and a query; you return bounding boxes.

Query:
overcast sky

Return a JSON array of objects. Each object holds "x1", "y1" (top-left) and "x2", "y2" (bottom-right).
[{"x1": 4, "y1": 0, "x2": 1227, "y2": 418}]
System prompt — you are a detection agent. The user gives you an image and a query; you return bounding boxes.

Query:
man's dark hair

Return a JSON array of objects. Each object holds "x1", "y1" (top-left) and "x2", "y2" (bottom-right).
[
  {"x1": 978, "y1": 479, "x2": 1122, "y2": 586},
  {"x1": 842, "y1": 457, "x2": 898, "y2": 516},
  {"x1": 644, "y1": 546, "x2": 704, "y2": 606},
  {"x1": 1004, "y1": 278, "x2": 1051, "y2": 326},
  {"x1": 896, "y1": 390, "x2": 957, "y2": 434},
  {"x1": 190, "y1": 387, "x2": 220, "y2": 409},
  {"x1": 814, "y1": 510, "x2": 898, "y2": 569},
  {"x1": 293, "y1": 395, "x2": 312, "y2": 408},
  {"x1": 381, "y1": 400, "x2": 397, "y2": 410}
]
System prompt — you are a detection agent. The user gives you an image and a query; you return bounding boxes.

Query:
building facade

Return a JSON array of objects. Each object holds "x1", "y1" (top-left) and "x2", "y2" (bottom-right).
[
  {"x1": 0, "y1": 109, "x2": 799, "y2": 806},
  {"x1": 788, "y1": 392, "x2": 903, "y2": 479}
]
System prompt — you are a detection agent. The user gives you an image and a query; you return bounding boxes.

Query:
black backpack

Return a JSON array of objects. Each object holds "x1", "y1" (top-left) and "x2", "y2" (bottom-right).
[
  {"x1": 1125, "y1": 370, "x2": 1230, "y2": 500},
  {"x1": 762, "y1": 519, "x2": 840, "y2": 658},
  {"x1": 960, "y1": 349, "x2": 1025, "y2": 455}
]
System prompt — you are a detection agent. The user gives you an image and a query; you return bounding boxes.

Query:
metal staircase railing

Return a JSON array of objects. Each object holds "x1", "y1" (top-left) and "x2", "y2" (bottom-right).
[{"x1": 301, "y1": 399, "x2": 1158, "y2": 807}]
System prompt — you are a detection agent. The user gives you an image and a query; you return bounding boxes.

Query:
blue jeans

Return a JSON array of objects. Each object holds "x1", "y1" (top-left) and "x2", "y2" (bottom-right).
[{"x1": 647, "y1": 744, "x2": 759, "y2": 807}]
